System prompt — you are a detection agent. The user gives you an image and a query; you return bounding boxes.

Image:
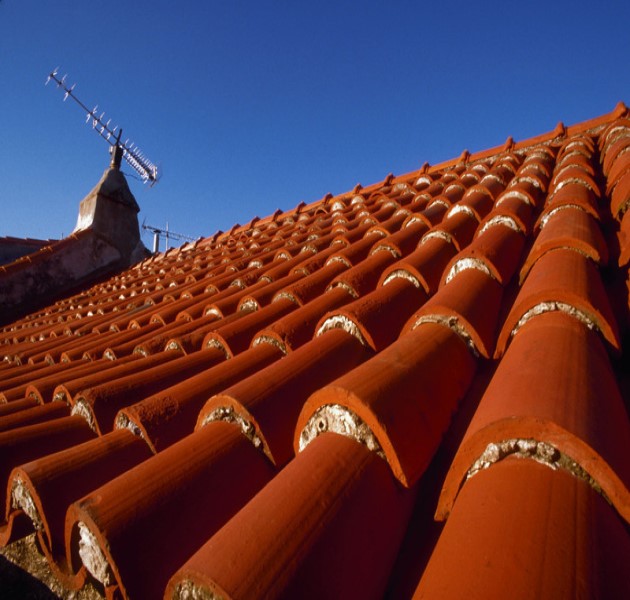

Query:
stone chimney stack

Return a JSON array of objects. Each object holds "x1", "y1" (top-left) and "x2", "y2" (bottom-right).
[{"x1": 74, "y1": 145, "x2": 149, "y2": 265}]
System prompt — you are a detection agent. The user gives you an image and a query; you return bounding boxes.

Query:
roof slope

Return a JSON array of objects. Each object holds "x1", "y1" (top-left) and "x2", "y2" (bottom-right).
[{"x1": 0, "y1": 104, "x2": 629, "y2": 599}]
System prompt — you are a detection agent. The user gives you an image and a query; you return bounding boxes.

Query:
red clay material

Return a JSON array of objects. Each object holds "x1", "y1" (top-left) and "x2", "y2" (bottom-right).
[
  {"x1": 496, "y1": 248, "x2": 621, "y2": 355},
  {"x1": 507, "y1": 175, "x2": 546, "y2": 206},
  {"x1": 0, "y1": 397, "x2": 40, "y2": 417},
  {"x1": 607, "y1": 152, "x2": 630, "y2": 189},
  {"x1": 0, "y1": 416, "x2": 95, "y2": 518},
  {"x1": 0, "y1": 402, "x2": 69, "y2": 433},
  {"x1": 371, "y1": 220, "x2": 428, "y2": 256},
  {"x1": 437, "y1": 312, "x2": 630, "y2": 524},
  {"x1": 477, "y1": 174, "x2": 506, "y2": 200},
  {"x1": 416, "y1": 460, "x2": 630, "y2": 599},
  {"x1": 329, "y1": 251, "x2": 400, "y2": 297},
  {"x1": 442, "y1": 223, "x2": 526, "y2": 287},
  {"x1": 404, "y1": 268, "x2": 503, "y2": 358},
  {"x1": 166, "y1": 433, "x2": 416, "y2": 600},
  {"x1": 116, "y1": 343, "x2": 283, "y2": 452},
  {"x1": 428, "y1": 210, "x2": 479, "y2": 251},
  {"x1": 66, "y1": 421, "x2": 275, "y2": 600},
  {"x1": 538, "y1": 182, "x2": 600, "y2": 223},
  {"x1": 619, "y1": 209, "x2": 630, "y2": 266},
  {"x1": 203, "y1": 297, "x2": 297, "y2": 357},
  {"x1": 457, "y1": 187, "x2": 494, "y2": 220},
  {"x1": 0, "y1": 357, "x2": 133, "y2": 404},
  {"x1": 102, "y1": 319, "x2": 191, "y2": 358},
  {"x1": 9, "y1": 429, "x2": 151, "y2": 584},
  {"x1": 73, "y1": 347, "x2": 227, "y2": 434},
  {"x1": 611, "y1": 170, "x2": 630, "y2": 218},
  {"x1": 0, "y1": 358, "x2": 100, "y2": 394},
  {"x1": 298, "y1": 323, "x2": 477, "y2": 487},
  {"x1": 237, "y1": 271, "x2": 304, "y2": 310},
  {"x1": 326, "y1": 231, "x2": 383, "y2": 264},
  {"x1": 483, "y1": 195, "x2": 533, "y2": 233},
  {"x1": 199, "y1": 329, "x2": 372, "y2": 466},
  {"x1": 418, "y1": 201, "x2": 448, "y2": 226},
  {"x1": 59, "y1": 326, "x2": 158, "y2": 362},
  {"x1": 379, "y1": 236, "x2": 457, "y2": 294},
  {"x1": 50, "y1": 348, "x2": 182, "y2": 405},
  {"x1": 13, "y1": 332, "x2": 98, "y2": 365},
  {"x1": 602, "y1": 135, "x2": 630, "y2": 175},
  {"x1": 277, "y1": 260, "x2": 348, "y2": 305},
  {"x1": 163, "y1": 311, "x2": 245, "y2": 354},
  {"x1": 317, "y1": 278, "x2": 428, "y2": 351},
  {"x1": 0, "y1": 507, "x2": 33, "y2": 547},
  {"x1": 549, "y1": 168, "x2": 600, "y2": 199},
  {"x1": 521, "y1": 208, "x2": 609, "y2": 278},
  {"x1": 253, "y1": 286, "x2": 352, "y2": 352}
]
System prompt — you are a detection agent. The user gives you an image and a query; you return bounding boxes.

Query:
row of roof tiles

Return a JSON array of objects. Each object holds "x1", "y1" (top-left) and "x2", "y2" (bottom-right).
[{"x1": 0, "y1": 107, "x2": 629, "y2": 598}]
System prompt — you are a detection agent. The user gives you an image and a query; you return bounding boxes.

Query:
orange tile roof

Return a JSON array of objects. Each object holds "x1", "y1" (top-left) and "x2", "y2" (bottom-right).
[{"x1": 0, "y1": 103, "x2": 629, "y2": 598}]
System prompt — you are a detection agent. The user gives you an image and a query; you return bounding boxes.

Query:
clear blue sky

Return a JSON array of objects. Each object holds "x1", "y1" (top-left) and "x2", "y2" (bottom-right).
[{"x1": 1, "y1": 1, "x2": 629, "y2": 244}]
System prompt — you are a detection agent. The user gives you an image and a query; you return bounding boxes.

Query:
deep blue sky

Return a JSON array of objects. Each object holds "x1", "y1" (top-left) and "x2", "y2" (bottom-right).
[{"x1": 1, "y1": 1, "x2": 629, "y2": 246}]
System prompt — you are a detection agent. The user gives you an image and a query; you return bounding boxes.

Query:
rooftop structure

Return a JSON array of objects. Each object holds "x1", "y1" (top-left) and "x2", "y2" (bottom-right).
[{"x1": 0, "y1": 103, "x2": 628, "y2": 599}]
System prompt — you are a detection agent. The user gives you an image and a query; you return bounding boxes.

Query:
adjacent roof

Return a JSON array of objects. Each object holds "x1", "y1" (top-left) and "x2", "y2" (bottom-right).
[
  {"x1": 0, "y1": 236, "x2": 57, "y2": 267},
  {"x1": 0, "y1": 103, "x2": 629, "y2": 599},
  {"x1": 0, "y1": 163, "x2": 149, "y2": 326}
]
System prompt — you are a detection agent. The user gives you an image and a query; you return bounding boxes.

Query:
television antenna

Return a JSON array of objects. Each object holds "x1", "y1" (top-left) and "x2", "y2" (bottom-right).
[
  {"x1": 46, "y1": 68, "x2": 160, "y2": 186},
  {"x1": 142, "y1": 220, "x2": 198, "y2": 253}
]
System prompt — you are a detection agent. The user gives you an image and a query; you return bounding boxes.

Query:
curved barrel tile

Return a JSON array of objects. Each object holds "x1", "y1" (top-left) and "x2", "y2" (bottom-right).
[
  {"x1": 380, "y1": 236, "x2": 457, "y2": 295},
  {"x1": 316, "y1": 278, "x2": 428, "y2": 352},
  {"x1": 404, "y1": 268, "x2": 503, "y2": 358},
  {"x1": 296, "y1": 323, "x2": 477, "y2": 488},
  {"x1": 198, "y1": 330, "x2": 372, "y2": 467},
  {"x1": 442, "y1": 223, "x2": 526, "y2": 287},
  {"x1": 437, "y1": 312, "x2": 630, "y2": 523},
  {"x1": 115, "y1": 344, "x2": 283, "y2": 452},
  {"x1": 417, "y1": 460, "x2": 630, "y2": 599},
  {"x1": 7, "y1": 429, "x2": 151, "y2": 587},
  {"x1": 72, "y1": 348, "x2": 227, "y2": 435},
  {"x1": 166, "y1": 433, "x2": 415, "y2": 600},
  {"x1": 66, "y1": 422, "x2": 275, "y2": 600},
  {"x1": 253, "y1": 286, "x2": 352, "y2": 352},
  {"x1": 521, "y1": 207, "x2": 609, "y2": 279},
  {"x1": 496, "y1": 248, "x2": 620, "y2": 356}
]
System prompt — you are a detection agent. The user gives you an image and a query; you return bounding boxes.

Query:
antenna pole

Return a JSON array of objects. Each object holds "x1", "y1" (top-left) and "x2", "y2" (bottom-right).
[
  {"x1": 110, "y1": 142, "x2": 123, "y2": 170},
  {"x1": 142, "y1": 222, "x2": 197, "y2": 253}
]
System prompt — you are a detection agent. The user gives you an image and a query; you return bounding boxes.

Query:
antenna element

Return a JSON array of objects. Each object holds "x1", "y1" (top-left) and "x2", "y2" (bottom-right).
[
  {"x1": 142, "y1": 221, "x2": 197, "y2": 253},
  {"x1": 46, "y1": 68, "x2": 160, "y2": 186}
]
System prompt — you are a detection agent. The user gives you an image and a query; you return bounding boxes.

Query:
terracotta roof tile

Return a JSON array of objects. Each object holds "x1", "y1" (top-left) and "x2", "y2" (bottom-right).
[
  {"x1": 523, "y1": 208, "x2": 609, "y2": 276},
  {"x1": 199, "y1": 329, "x2": 371, "y2": 467},
  {"x1": 405, "y1": 268, "x2": 503, "y2": 358},
  {"x1": 115, "y1": 343, "x2": 282, "y2": 453},
  {"x1": 8, "y1": 429, "x2": 151, "y2": 588},
  {"x1": 416, "y1": 460, "x2": 630, "y2": 599},
  {"x1": 298, "y1": 322, "x2": 477, "y2": 488},
  {"x1": 66, "y1": 421, "x2": 274, "y2": 598},
  {"x1": 166, "y1": 433, "x2": 415, "y2": 600},
  {"x1": 437, "y1": 312, "x2": 630, "y2": 523},
  {"x1": 259, "y1": 286, "x2": 347, "y2": 347},
  {"x1": 71, "y1": 347, "x2": 227, "y2": 434},
  {"x1": 496, "y1": 248, "x2": 620, "y2": 355},
  {"x1": 442, "y1": 222, "x2": 526, "y2": 287},
  {"x1": 1, "y1": 105, "x2": 629, "y2": 597}
]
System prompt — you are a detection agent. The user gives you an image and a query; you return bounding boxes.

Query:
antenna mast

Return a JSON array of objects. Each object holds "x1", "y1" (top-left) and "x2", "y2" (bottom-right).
[
  {"x1": 46, "y1": 69, "x2": 160, "y2": 186},
  {"x1": 142, "y1": 222, "x2": 197, "y2": 253}
]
